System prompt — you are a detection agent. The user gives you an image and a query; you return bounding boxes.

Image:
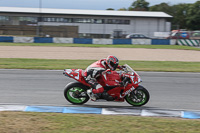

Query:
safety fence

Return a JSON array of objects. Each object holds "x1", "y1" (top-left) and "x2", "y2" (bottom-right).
[
  {"x1": 0, "y1": 36, "x2": 200, "y2": 46},
  {"x1": 0, "y1": 105, "x2": 200, "y2": 119}
]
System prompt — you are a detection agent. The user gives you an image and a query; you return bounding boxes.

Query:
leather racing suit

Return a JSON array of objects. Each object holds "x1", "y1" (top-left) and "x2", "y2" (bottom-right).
[{"x1": 84, "y1": 58, "x2": 122, "y2": 94}]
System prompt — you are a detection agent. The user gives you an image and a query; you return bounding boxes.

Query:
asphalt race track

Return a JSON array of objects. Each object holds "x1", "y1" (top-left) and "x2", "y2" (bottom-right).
[{"x1": 0, "y1": 69, "x2": 200, "y2": 111}]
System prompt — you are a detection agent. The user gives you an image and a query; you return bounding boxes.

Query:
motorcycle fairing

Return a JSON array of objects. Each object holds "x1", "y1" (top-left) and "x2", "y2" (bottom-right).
[
  {"x1": 64, "y1": 69, "x2": 80, "y2": 80},
  {"x1": 124, "y1": 73, "x2": 141, "y2": 85},
  {"x1": 63, "y1": 69, "x2": 90, "y2": 86},
  {"x1": 107, "y1": 84, "x2": 138, "y2": 99},
  {"x1": 101, "y1": 70, "x2": 122, "y2": 86}
]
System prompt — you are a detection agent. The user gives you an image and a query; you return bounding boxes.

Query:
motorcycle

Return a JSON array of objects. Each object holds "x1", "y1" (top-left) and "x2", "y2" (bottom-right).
[{"x1": 63, "y1": 64, "x2": 149, "y2": 106}]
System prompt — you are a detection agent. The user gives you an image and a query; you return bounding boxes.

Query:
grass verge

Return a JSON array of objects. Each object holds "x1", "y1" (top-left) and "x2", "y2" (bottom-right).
[
  {"x1": 0, "y1": 58, "x2": 200, "y2": 72},
  {"x1": 0, "y1": 42, "x2": 200, "y2": 51},
  {"x1": 0, "y1": 112, "x2": 200, "y2": 133}
]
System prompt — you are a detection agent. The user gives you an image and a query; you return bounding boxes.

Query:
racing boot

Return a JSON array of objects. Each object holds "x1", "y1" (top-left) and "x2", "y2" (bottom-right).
[{"x1": 87, "y1": 89, "x2": 100, "y2": 101}]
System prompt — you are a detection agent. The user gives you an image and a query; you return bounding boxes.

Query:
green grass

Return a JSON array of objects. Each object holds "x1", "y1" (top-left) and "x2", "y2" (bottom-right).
[
  {"x1": 1, "y1": 44, "x2": 200, "y2": 132},
  {"x1": 0, "y1": 42, "x2": 200, "y2": 51},
  {"x1": 1, "y1": 58, "x2": 200, "y2": 72},
  {"x1": 0, "y1": 112, "x2": 200, "y2": 133}
]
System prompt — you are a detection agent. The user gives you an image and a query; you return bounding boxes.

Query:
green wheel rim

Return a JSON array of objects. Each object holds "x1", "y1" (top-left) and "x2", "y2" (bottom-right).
[
  {"x1": 126, "y1": 90, "x2": 147, "y2": 106},
  {"x1": 66, "y1": 87, "x2": 86, "y2": 104}
]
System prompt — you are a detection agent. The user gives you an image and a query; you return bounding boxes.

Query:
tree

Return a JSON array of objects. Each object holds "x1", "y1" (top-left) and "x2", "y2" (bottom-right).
[
  {"x1": 108, "y1": 1, "x2": 199, "y2": 30},
  {"x1": 118, "y1": 8, "x2": 127, "y2": 11},
  {"x1": 106, "y1": 8, "x2": 115, "y2": 10},
  {"x1": 149, "y1": 2, "x2": 191, "y2": 30},
  {"x1": 149, "y1": 2, "x2": 173, "y2": 14},
  {"x1": 128, "y1": 7, "x2": 134, "y2": 11},
  {"x1": 172, "y1": 4, "x2": 191, "y2": 30},
  {"x1": 130, "y1": 0, "x2": 150, "y2": 11},
  {"x1": 186, "y1": 1, "x2": 200, "y2": 30}
]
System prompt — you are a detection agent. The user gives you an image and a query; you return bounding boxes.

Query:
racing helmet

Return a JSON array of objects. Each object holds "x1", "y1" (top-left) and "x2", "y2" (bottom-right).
[{"x1": 106, "y1": 55, "x2": 119, "y2": 70}]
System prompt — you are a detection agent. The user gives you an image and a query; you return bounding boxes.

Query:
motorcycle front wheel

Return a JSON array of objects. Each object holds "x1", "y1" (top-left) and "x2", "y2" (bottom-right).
[
  {"x1": 64, "y1": 82, "x2": 89, "y2": 105},
  {"x1": 125, "y1": 86, "x2": 150, "y2": 107}
]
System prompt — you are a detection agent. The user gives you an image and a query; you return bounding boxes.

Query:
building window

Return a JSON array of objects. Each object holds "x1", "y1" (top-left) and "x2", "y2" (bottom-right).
[
  {"x1": 41, "y1": 17, "x2": 130, "y2": 25},
  {"x1": 64, "y1": 18, "x2": 72, "y2": 23},
  {"x1": 74, "y1": 18, "x2": 92, "y2": 23},
  {"x1": 124, "y1": 20, "x2": 130, "y2": 24},
  {"x1": 106, "y1": 19, "x2": 130, "y2": 24},
  {"x1": 107, "y1": 19, "x2": 113, "y2": 24},
  {"x1": 43, "y1": 17, "x2": 72, "y2": 23},
  {"x1": 56, "y1": 18, "x2": 63, "y2": 22},
  {"x1": 0, "y1": 16, "x2": 9, "y2": 22},
  {"x1": 19, "y1": 17, "x2": 37, "y2": 23},
  {"x1": 18, "y1": 17, "x2": 37, "y2": 25},
  {"x1": 91, "y1": 19, "x2": 104, "y2": 24}
]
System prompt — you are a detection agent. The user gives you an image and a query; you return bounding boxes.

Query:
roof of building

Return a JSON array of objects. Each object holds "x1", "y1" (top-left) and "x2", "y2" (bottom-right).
[{"x1": 0, "y1": 7, "x2": 172, "y2": 18}]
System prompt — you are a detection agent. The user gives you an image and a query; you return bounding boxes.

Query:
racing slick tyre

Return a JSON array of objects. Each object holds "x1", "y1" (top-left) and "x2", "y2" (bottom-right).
[
  {"x1": 125, "y1": 85, "x2": 150, "y2": 107},
  {"x1": 64, "y1": 82, "x2": 90, "y2": 105}
]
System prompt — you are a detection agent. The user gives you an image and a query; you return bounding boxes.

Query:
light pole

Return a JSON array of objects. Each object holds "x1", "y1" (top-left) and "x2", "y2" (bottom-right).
[
  {"x1": 37, "y1": 0, "x2": 42, "y2": 36},
  {"x1": 39, "y1": 0, "x2": 42, "y2": 13}
]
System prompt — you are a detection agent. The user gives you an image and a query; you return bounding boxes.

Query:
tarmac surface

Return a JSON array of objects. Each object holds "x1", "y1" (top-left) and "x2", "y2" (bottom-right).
[
  {"x1": 1, "y1": 46, "x2": 200, "y2": 115},
  {"x1": 0, "y1": 69, "x2": 200, "y2": 111}
]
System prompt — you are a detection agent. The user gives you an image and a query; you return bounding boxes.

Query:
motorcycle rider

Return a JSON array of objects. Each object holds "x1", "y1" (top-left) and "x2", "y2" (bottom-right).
[{"x1": 84, "y1": 55, "x2": 124, "y2": 101}]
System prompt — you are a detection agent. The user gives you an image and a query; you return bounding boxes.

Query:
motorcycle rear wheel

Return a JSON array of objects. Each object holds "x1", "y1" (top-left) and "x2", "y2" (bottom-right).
[
  {"x1": 125, "y1": 86, "x2": 150, "y2": 107},
  {"x1": 64, "y1": 82, "x2": 89, "y2": 105}
]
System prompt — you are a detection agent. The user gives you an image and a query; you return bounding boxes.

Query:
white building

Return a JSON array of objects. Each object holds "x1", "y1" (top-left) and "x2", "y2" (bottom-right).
[{"x1": 0, "y1": 7, "x2": 172, "y2": 38}]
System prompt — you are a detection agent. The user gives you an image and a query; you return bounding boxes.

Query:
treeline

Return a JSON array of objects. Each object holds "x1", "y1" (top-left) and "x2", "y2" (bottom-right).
[{"x1": 107, "y1": 0, "x2": 200, "y2": 30}]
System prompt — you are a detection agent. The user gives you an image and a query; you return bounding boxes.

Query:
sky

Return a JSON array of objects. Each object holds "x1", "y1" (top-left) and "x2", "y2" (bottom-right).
[{"x1": 0, "y1": 0, "x2": 198, "y2": 10}]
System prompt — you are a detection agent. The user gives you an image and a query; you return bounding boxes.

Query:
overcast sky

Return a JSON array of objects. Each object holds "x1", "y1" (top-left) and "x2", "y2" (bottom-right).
[{"x1": 0, "y1": 0, "x2": 198, "y2": 10}]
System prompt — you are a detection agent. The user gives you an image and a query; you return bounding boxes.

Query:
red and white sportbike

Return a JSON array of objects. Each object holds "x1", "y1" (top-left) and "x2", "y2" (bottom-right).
[{"x1": 63, "y1": 64, "x2": 149, "y2": 106}]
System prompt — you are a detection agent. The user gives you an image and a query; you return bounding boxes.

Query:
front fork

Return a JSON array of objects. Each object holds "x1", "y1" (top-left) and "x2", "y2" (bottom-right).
[{"x1": 120, "y1": 84, "x2": 138, "y2": 98}]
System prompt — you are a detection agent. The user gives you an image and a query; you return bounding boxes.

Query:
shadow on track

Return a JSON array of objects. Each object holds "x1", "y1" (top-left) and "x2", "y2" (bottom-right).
[{"x1": 63, "y1": 103, "x2": 162, "y2": 110}]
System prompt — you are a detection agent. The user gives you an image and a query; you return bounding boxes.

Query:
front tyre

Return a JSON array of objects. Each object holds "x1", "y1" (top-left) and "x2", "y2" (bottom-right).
[
  {"x1": 64, "y1": 82, "x2": 89, "y2": 105},
  {"x1": 125, "y1": 86, "x2": 150, "y2": 107}
]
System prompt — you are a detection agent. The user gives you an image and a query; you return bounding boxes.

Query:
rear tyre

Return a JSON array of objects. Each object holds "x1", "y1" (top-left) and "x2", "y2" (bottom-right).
[
  {"x1": 125, "y1": 86, "x2": 150, "y2": 107},
  {"x1": 64, "y1": 82, "x2": 89, "y2": 105}
]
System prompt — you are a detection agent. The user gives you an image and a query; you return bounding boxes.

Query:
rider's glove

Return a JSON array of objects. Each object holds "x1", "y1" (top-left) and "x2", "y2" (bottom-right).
[
  {"x1": 119, "y1": 82, "x2": 124, "y2": 86},
  {"x1": 119, "y1": 65, "x2": 126, "y2": 70}
]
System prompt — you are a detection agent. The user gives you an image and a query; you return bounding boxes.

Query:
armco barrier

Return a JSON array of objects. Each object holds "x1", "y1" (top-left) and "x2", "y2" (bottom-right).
[
  {"x1": 74, "y1": 38, "x2": 92, "y2": 44},
  {"x1": 170, "y1": 39, "x2": 177, "y2": 45},
  {"x1": 1, "y1": 104, "x2": 200, "y2": 119},
  {"x1": 34, "y1": 37, "x2": 53, "y2": 43},
  {"x1": 132, "y1": 39, "x2": 151, "y2": 45},
  {"x1": 14, "y1": 36, "x2": 34, "y2": 43},
  {"x1": 113, "y1": 39, "x2": 132, "y2": 44},
  {"x1": 93, "y1": 39, "x2": 112, "y2": 44},
  {"x1": 0, "y1": 36, "x2": 13, "y2": 42},
  {"x1": 152, "y1": 39, "x2": 170, "y2": 45},
  {"x1": 0, "y1": 36, "x2": 199, "y2": 46},
  {"x1": 53, "y1": 37, "x2": 73, "y2": 43}
]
